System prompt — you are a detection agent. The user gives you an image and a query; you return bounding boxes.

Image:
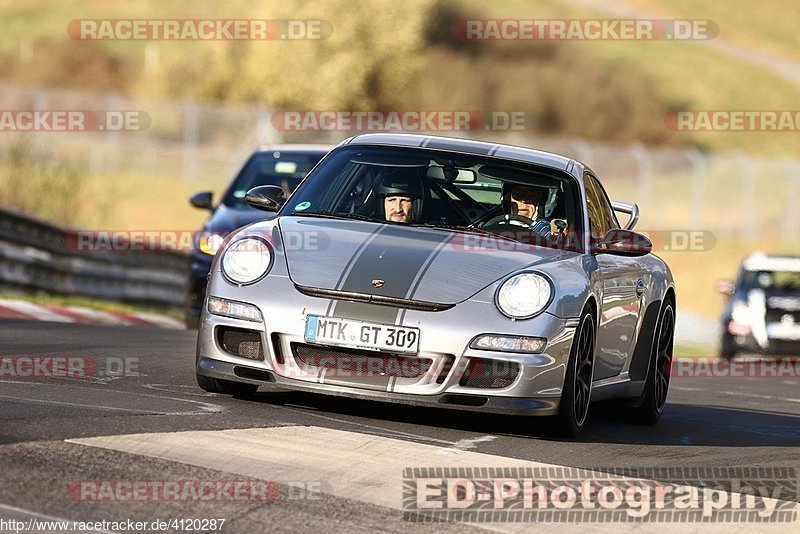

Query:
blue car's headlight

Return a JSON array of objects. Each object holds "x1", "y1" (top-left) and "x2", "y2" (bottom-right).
[
  {"x1": 495, "y1": 272, "x2": 552, "y2": 319},
  {"x1": 196, "y1": 231, "x2": 225, "y2": 256},
  {"x1": 221, "y1": 237, "x2": 273, "y2": 285}
]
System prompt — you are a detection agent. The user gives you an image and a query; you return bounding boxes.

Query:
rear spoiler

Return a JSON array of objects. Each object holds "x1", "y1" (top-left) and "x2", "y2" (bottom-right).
[{"x1": 611, "y1": 201, "x2": 639, "y2": 230}]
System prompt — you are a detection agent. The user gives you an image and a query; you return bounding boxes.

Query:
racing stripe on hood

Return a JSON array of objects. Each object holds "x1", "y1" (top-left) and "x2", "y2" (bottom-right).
[
  {"x1": 330, "y1": 224, "x2": 452, "y2": 321},
  {"x1": 338, "y1": 225, "x2": 452, "y2": 295}
]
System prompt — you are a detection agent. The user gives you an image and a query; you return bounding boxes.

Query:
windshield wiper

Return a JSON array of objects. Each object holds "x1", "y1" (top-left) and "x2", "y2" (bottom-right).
[
  {"x1": 290, "y1": 211, "x2": 377, "y2": 223},
  {"x1": 410, "y1": 223, "x2": 519, "y2": 243}
]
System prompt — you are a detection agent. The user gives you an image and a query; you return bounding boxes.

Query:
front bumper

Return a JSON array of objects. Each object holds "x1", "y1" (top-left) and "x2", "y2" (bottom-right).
[
  {"x1": 196, "y1": 280, "x2": 578, "y2": 416},
  {"x1": 187, "y1": 252, "x2": 213, "y2": 318},
  {"x1": 725, "y1": 330, "x2": 800, "y2": 357},
  {"x1": 197, "y1": 357, "x2": 560, "y2": 415}
]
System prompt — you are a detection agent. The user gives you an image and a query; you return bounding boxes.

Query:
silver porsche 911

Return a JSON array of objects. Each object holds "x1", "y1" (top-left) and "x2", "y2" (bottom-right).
[{"x1": 196, "y1": 133, "x2": 676, "y2": 436}]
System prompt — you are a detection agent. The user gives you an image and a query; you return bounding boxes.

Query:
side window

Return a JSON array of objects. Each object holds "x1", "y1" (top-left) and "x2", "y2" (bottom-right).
[{"x1": 583, "y1": 173, "x2": 619, "y2": 239}]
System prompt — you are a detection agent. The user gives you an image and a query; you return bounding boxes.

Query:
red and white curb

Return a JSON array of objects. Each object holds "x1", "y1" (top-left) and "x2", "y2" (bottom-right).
[{"x1": 0, "y1": 299, "x2": 183, "y2": 329}]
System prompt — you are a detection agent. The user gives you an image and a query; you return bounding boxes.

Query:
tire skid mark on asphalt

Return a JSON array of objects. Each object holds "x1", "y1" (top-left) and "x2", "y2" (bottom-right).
[
  {"x1": 0, "y1": 381, "x2": 225, "y2": 415},
  {"x1": 141, "y1": 383, "x2": 225, "y2": 398},
  {"x1": 0, "y1": 502, "x2": 116, "y2": 534},
  {"x1": 0, "y1": 394, "x2": 158, "y2": 414},
  {"x1": 665, "y1": 403, "x2": 800, "y2": 439},
  {"x1": 66, "y1": 426, "x2": 799, "y2": 533}
]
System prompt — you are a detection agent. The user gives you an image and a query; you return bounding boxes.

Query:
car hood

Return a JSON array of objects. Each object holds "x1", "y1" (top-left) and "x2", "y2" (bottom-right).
[
  {"x1": 278, "y1": 216, "x2": 569, "y2": 305},
  {"x1": 205, "y1": 204, "x2": 273, "y2": 233}
]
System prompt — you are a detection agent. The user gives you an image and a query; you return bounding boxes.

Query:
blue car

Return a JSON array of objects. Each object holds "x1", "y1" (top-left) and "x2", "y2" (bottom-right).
[{"x1": 186, "y1": 144, "x2": 330, "y2": 327}]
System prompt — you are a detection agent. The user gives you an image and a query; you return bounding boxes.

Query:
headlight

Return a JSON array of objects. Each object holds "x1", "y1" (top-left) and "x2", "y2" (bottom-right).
[
  {"x1": 495, "y1": 272, "x2": 552, "y2": 319},
  {"x1": 196, "y1": 231, "x2": 225, "y2": 255},
  {"x1": 221, "y1": 237, "x2": 273, "y2": 285},
  {"x1": 731, "y1": 301, "x2": 752, "y2": 325}
]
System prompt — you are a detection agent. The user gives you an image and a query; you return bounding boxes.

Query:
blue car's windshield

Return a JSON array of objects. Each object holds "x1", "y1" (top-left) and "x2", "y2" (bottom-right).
[{"x1": 222, "y1": 150, "x2": 326, "y2": 208}]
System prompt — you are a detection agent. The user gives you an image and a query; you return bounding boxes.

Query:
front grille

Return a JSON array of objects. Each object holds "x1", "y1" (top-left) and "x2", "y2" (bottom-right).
[
  {"x1": 217, "y1": 327, "x2": 264, "y2": 360},
  {"x1": 459, "y1": 358, "x2": 520, "y2": 389},
  {"x1": 292, "y1": 343, "x2": 432, "y2": 378},
  {"x1": 436, "y1": 355, "x2": 456, "y2": 384}
]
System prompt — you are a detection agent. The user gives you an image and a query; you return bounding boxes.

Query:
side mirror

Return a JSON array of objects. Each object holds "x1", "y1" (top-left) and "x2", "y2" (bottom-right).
[
  {"x1": 595, "y1": 229, "x2": 651, "y2": 257},
  {"x1": 245, "y1": 185, "x2": 286, "y2": 212},
  {"x1": 714, "y1": 279, "x2": 735, "y2": 296},
  {"x1": 189, "y1": 191, "x2": 213, "y2": 211}
]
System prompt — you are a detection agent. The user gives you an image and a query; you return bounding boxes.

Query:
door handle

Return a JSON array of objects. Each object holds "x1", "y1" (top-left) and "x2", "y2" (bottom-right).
[{"x1": 636, "y1": 279, "x2": 646, "y2": 297}]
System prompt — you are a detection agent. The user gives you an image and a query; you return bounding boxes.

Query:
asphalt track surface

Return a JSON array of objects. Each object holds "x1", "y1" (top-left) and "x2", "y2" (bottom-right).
[{"x1": 1, "y1": 319, "x2": 798, "y2": 533}]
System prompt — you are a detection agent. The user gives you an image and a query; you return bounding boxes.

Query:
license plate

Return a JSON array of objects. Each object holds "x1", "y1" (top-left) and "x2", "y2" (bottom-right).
[{"x1": 304, "y1": 315, "x2": 420, "y2": 354}]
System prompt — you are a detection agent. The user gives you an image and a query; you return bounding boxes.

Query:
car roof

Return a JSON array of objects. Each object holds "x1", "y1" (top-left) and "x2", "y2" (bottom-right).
[
  {"x1": 255, "y1": 144, "x2": 333, "y2": 154},
  {"x1": 340, "y1": 133, "x2": 575, "y2": 172},
  {"x1": 742, "y1": 253, "x2": 800, "y2": 272}
]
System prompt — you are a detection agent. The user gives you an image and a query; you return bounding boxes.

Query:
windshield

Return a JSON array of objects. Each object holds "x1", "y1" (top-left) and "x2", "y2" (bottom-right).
[
  {"x1": 282, "y1": 145, "x2": 583, "y2": 251},
  {"x1": 222, "y1": 150, "x2": 326, "y2": 208},
  {"x1": 740, "y1": 270, "x2": 800, "y2": 292}
]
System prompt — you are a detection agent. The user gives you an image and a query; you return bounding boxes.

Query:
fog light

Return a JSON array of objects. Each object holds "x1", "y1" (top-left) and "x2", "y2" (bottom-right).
[
  {"x1": 207, "y1": 296, "x2": 263, "y2": 322},
  {"x1": 470, "y1": 335, "x2": 546, "y2": 354}
]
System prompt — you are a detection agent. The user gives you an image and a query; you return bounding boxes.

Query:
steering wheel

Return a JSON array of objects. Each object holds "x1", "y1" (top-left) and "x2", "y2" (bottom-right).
[{"x1": 481, "y1": 213, "x2": 540, "y2": 231}]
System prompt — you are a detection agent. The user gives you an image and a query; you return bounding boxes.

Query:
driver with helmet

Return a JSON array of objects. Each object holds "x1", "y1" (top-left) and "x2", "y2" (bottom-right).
[
  {"x1": 501, "y1": 183, "x2": 552, "y2": 237},
  {"x1": 375, "y1": 168, "x2": 425, "y2": 223}
]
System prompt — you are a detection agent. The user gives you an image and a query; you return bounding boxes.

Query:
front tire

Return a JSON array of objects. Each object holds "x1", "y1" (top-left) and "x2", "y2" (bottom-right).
[
  {"x1": 719, "y1": 331, "x2": 736, "y2": 361},
  {"x1": 553, "y1": 307, "x2": 595, "y2": 437},
  {"x1": 629, "y1": 300, "x2": 674, "y2": 425}
]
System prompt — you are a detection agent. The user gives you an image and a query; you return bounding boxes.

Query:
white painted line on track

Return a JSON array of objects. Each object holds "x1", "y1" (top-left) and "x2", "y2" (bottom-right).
[{"x1": 0, "y1": 380, "x2": 224, "y2": 415}]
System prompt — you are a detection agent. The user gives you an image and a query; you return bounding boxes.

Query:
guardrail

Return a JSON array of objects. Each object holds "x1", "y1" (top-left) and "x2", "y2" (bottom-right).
[{"x1": 0, "y1": 205, "x2": 188, "y2": 311}]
